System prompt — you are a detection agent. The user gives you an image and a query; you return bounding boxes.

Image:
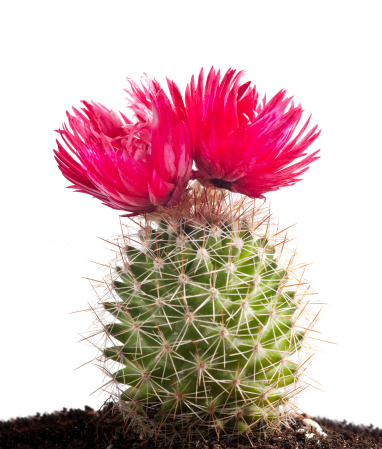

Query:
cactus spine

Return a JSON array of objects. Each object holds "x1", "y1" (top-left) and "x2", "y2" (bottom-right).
[{"x1": 92, "y1": 188, "x2": 313, "y2": 441}]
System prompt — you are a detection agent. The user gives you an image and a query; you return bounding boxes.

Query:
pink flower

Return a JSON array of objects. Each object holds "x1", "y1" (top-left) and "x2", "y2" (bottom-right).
[
  {"x1": 184, "y1": 68, "x2": 320, "y2": 198},
  {"x1": 54, "y1": 77, "x2": 192, "y2": 215}
]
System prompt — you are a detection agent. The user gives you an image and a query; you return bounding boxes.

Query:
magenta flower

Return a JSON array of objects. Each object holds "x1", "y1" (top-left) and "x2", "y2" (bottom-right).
[
  {"x1": 54, "y1": 77, "x2": 192, "y2": 215},
  {"x1": 184, "y1": 68, "x2": 320, "y2": 198}
]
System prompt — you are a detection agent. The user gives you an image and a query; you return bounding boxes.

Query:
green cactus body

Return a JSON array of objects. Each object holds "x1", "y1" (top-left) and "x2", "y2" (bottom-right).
[{"x1": 96, "y1": 192, "x2": 312, "y2": 440}]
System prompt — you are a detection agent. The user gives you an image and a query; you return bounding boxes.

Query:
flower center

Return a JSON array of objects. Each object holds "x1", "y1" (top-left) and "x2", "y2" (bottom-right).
[{"x1": 211, "y1": 178, "x2": 233, "y2": 190}]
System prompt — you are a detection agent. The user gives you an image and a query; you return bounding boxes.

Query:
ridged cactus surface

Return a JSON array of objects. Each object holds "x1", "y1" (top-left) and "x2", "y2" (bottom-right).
[{"x1": 94, "y1": 193, "x2": 311, "y2": 441}]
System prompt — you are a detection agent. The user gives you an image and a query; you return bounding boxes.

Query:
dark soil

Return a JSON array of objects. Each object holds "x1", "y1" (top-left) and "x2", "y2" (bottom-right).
[{"x1": 1, "y1": 403, "x2": 381, "y2": 449}]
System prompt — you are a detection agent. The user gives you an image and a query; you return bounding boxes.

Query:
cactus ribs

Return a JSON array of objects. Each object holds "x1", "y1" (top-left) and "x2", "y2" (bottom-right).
[{"x1": 87, "y1": 188, "x2": 319, "y2": 442}]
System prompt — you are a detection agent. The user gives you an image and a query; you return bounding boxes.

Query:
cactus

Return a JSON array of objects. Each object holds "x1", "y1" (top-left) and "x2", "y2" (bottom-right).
[
  {"x1": 55, "y1": 68, "x2": 320, "y2": 443},
  {"x1": 91, "y1": 188, "x2": 313, "y2": 441}
]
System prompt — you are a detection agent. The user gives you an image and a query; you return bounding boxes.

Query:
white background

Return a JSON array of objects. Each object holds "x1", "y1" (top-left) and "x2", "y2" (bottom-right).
[{"x1": 1, "y1": 0, "x2": 381, "y2": 428}]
